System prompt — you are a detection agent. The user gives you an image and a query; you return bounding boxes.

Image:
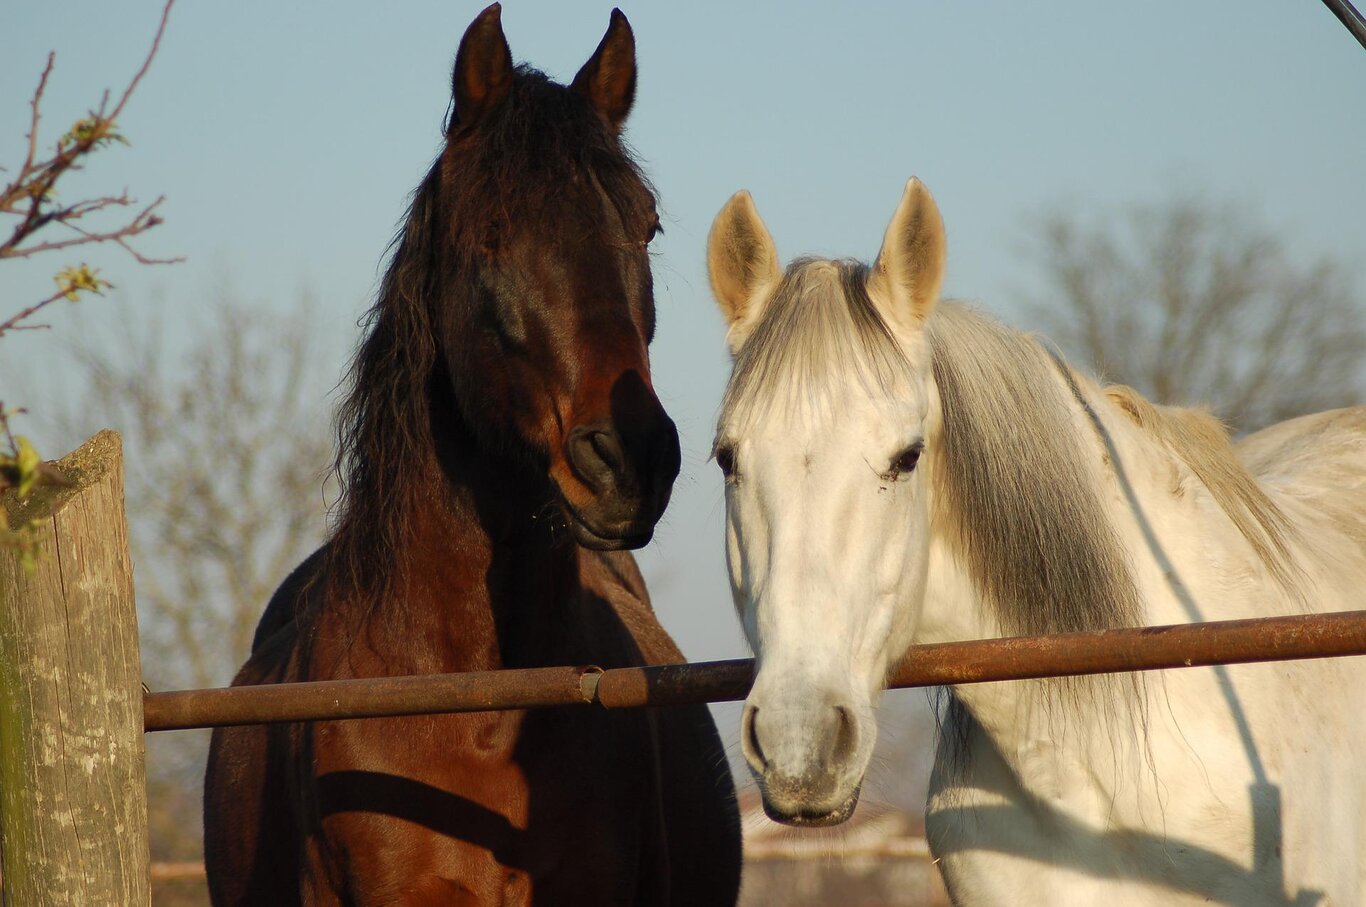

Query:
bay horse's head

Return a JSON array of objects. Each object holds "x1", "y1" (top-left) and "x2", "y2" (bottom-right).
[{"x1": 430, "y1": 5, "x2": 677, "y2": 549}]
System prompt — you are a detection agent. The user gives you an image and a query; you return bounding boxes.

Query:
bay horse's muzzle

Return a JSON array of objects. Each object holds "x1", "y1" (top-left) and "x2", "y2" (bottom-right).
[{"x1": 560, "y1": 374, "x2": 680, "y2": 549}]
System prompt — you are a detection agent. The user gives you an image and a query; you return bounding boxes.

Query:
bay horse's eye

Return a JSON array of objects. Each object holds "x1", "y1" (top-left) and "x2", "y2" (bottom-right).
[
  {"x1": 645, "y1": 216, "x2": 663, "y2": 246},
  {"x1": 715, "y1": 445, "x2": 736, "y2": 482},
  {"x1": 885, "y1": 442, "x2": 924, "y2": 480}
]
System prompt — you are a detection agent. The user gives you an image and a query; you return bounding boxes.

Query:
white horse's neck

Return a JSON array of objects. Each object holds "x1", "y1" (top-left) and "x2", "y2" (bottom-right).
[
  {"x1": 917, "y1": 384, "x2": 1366, "y2": 906},
  {"x1": 918, "y1": 361, "x2": 1295, "y2": 809}
]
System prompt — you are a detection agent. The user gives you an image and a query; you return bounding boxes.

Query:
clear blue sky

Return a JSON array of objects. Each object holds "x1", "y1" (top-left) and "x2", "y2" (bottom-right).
[{"x1": 5, "y1": 1, "x2": 1363, "y2": 678}]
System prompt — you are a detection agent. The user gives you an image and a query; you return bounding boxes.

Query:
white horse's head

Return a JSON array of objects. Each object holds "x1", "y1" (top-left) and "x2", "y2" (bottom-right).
[{"x1": 707, "y1": 179, "x2": 946, "y2": 825}]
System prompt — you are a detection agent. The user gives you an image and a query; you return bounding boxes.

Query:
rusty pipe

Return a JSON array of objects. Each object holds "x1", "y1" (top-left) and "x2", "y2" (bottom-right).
[
  {"x1": 144, "y1": 610, "x2": 1366, "y2": 731},
  {"x1": 143, "y1": 665, "x2": 600, "y2": 732},
  {"x1": 595, "y1": 609, "x2": 1366, "y2": 707}
]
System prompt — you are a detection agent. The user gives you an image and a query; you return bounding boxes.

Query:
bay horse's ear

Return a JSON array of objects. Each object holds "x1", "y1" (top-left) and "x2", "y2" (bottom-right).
[
  {"x1": 707, "y1": 190, "x2": 781, "y2": 356},
  {"x1": 869, "y1": 178, "x2": 946, "y2": 327},
  {"x1": 450, "y1": 3, "x2": 513, "y2": 132},
  {"x1": 571, "y1": 9, "x2": 637, "y2": 131}
]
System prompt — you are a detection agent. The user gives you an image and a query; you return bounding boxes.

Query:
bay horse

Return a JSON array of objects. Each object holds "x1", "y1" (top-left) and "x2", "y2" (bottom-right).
[
  {"x1": 203, "y1": 7, "x2": 741, "y2": 904},
  {"x1": 704, "y1": 179, "x2": 1366, "y2": 904}
]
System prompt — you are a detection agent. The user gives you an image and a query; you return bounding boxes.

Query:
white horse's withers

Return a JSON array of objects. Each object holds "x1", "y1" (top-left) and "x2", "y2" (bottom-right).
[{"x1": 706, "y1": 179, "x2": 1366, "y2": 905}]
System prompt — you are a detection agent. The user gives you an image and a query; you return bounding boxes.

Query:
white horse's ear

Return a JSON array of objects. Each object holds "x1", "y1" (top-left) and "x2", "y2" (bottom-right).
[
  {"x1": 869, "y1": 178, "x2": 945, "y2": 327},
  {"x1": 707, "y1": 190, "x2": 781, "y2": 355}
]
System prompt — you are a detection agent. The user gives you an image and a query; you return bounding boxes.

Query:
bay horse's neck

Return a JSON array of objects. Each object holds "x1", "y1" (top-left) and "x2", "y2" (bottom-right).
[{"x1": 350, "y1": 378, "x2": 583, "y2": 674}]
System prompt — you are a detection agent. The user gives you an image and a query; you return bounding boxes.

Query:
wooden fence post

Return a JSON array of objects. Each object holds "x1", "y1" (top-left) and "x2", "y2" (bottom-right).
[{"x1": 0, "y1": 431, "x2": 149, "y2": 905}]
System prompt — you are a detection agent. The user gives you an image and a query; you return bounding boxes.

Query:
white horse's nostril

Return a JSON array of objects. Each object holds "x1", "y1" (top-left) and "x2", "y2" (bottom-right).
[
  {"x1": 830, "y1": 704, "x2": 859, "y2": 767},
  {"x1": 741, "y1": 704, "x2": 766, "y2": 772}
]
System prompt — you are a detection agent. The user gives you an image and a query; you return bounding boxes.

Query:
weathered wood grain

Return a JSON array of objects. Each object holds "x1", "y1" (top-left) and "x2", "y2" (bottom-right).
[{"x1": 0, "y1": 431, "x2": 149, "y2": 905}]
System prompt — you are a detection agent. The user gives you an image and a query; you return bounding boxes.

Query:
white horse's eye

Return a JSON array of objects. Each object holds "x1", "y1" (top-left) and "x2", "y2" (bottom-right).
[
  {"x1": 715, "y1": 445, "x2": 737, "y2": 482},
  {"x1": 884, "y1": 442, "x2": 923, "y2": 480}
]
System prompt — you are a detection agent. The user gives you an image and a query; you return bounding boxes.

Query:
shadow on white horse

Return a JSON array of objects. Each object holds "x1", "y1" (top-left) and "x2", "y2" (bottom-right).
[{"x1": 705, "y1": 178, "x2": 1366, "y2": 905}]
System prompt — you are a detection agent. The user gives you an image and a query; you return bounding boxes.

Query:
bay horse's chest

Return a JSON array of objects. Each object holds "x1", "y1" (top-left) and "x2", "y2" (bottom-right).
[{"x1": 307, "y1": 704, "x2": 661, "y2": 906}]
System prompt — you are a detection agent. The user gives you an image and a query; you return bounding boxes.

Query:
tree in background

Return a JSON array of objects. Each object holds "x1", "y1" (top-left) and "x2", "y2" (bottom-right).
[
  {"x1": 56, "y1": 298, "x2": 333, "y2": 691},
  {"x1": 1023, "y1": 195, "x2": 1365, "y2": 432},
  {"x1": 39, "y1": 296, "x2": 334, "y2": 880}
]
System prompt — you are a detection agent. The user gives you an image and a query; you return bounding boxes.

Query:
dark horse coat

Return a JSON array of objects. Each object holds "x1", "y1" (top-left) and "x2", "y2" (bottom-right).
[{"x1": 203, "y1": 7, "x2": 741, "y2": 904}]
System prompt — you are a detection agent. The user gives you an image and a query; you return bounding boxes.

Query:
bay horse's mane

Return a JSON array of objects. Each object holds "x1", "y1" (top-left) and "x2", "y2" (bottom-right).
[{"x1": 322, "y1": 65, "x2": 657, "y2": 613}]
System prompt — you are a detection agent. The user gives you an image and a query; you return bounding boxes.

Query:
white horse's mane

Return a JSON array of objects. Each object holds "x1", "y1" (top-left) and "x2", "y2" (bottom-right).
[
  {"x1": 926, "y1": 304, "x2": 1145, "y2": 637},
  {"x1": 723, "y1": 258, "x2": 1299, "y2": 639}
]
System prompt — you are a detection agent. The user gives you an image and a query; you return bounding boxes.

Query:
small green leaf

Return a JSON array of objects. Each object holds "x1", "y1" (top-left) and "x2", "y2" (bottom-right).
[
  {"x1": 54, "y1": 264, "x2": 109, "y2": 302},
  {"x1": 59, "y1": 116, "x2": 125, "y2": 150},
  {"x1": 15, "y1": 436, "x2": 40, "y2": 499}
]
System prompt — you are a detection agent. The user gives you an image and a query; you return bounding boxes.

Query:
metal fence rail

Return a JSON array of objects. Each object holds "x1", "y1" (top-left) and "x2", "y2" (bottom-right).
[{"x1": 143, "y1": 608, "x2": 1366, "y2": 732}]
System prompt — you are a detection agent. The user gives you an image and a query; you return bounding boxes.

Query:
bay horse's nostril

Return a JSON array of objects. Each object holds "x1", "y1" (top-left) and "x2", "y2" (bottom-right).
[
  {"x1": 566, "y1": 425, "x2": 626, "y2": 493},
  {"x1": 589, "y1": 430, "x2": 625, "y2": 475}
]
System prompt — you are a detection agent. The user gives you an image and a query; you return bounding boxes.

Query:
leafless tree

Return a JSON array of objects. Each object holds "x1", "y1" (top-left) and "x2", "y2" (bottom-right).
[
  {"x1": 1022, "y1": 195, "x2": 1365, "y2": 432},
  {"x1": 36, "y1": 294, "x2": 334, "y2": 879},
  {"x1": 52, "y1": 298, "x2": 333, "y2": 690}
]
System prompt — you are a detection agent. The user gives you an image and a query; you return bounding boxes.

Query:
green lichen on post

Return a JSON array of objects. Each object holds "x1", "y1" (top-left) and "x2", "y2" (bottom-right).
[
  {"x1": 1, "y1": 429, "x2": 111, "y2": 572},
  {"x1": 0, "y1": 640, "x2": 33, "y2": 898},
  {"x1": 2, "y1": 429, "x2": 114, "y2": 523}
]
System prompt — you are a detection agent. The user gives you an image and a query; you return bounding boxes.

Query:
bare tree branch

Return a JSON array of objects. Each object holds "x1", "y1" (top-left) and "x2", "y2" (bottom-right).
[
  {"x1": 21, "y1": 55, "x2": 54, "y2": 184},
  {"x1": 1022, "y1": 194, "x2": 1366, "y2": 432},
  {"x1": 8, "y1": 196, "x2": 178, "y2": 264},
  {"x1": 1, "y1": 1, "x2": 180, "y2": 338},
  {"x1": 0, "y1": 285, "x2": 75, "y2": 336},
  {"x1": 1, "y1": 1, "x2": 180, "y2": 556}
]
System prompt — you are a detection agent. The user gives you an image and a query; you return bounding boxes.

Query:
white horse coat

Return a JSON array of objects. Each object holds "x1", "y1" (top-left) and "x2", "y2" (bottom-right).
[{"x1": 706, "y1": 179, "x2": 1366, "y2": 905}]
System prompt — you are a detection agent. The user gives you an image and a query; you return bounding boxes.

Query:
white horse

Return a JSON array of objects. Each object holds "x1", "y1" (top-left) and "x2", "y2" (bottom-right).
[{"x1": 705, "y1": 178, "x2": 1366, "y2": 905}]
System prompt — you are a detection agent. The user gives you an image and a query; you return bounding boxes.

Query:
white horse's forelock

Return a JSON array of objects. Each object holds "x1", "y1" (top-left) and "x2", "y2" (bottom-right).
[{"x1": 718, "y1": 258, "x2": 912, "y2": 435}]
